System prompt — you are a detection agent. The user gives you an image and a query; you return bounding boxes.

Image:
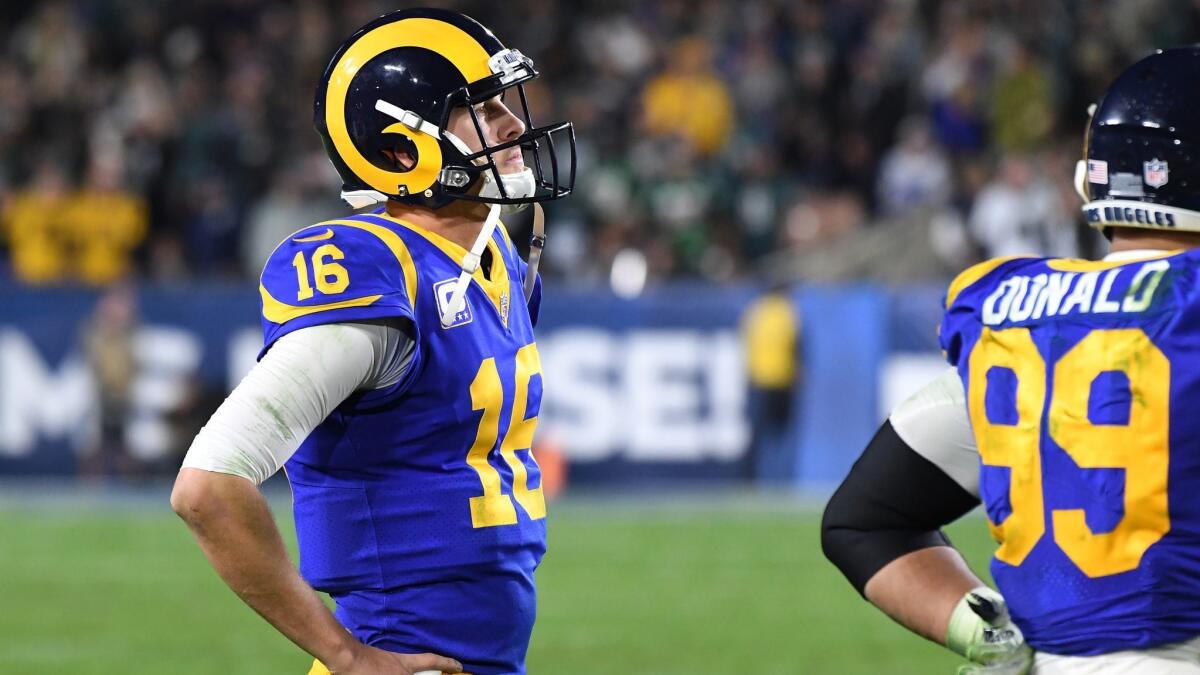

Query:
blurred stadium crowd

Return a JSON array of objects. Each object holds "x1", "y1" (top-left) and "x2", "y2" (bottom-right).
[{"x1": 0, "y1": 0, "x2": 1193, "y2": 289}]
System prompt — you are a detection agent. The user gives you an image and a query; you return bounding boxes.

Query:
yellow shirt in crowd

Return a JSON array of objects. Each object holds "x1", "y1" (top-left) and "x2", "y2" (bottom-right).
[
  {"x1": 4, "y1": 188, "x2": 147, "y2": 285},
  {"x1": 641, "y1": 72, "x2": 735, "y2": 156}
]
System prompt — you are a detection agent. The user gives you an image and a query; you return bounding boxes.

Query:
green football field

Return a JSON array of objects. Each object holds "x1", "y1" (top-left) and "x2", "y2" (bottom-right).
[{"x1": 0, "y1": 490, "x2": 995, "y2": 674}]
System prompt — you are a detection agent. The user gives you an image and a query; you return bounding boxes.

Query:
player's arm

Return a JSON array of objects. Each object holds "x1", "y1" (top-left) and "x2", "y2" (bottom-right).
[
  {"x1": 821, "y1": 420, "x2": 981, "y2": 642},
  {"x1": 821, "y1": 369, "x2": 1030, "y2": 673},
  {"x1": 170, "y1": 322, "x2": 460, "y2": 675}
]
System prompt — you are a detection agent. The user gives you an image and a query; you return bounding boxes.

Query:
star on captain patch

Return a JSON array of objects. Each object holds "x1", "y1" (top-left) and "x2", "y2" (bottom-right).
[
  {"x1": 1144, "y1": 159, "x2": 1169, "y2": 188},
  {"x1": 499, "y1": 291, "x2": 511, "y2": 326}
]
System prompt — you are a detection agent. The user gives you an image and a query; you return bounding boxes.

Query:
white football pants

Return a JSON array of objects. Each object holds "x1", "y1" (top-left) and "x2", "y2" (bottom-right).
[{"x1": 1034, "y1": 636, "x2": 1200, "y2": 674}]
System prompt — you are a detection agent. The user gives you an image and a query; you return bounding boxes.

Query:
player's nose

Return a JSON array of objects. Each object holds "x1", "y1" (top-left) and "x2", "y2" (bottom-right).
[{"x1": 494, "y1": 101, "x2": 525, "y2": 143}]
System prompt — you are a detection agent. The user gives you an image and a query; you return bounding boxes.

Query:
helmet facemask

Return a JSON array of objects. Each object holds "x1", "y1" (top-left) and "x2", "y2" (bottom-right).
[{"x1": 372, "y1": 48, "x2": 575, "y2": 213}]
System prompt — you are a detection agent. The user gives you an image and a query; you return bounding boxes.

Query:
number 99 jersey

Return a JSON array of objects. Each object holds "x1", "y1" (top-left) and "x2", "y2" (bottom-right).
[
  {"x1": 940, "y1": 250, "x2": 1200, "y2": 656},
  {"x1": 258, "y1": 211, "x2": 546, "y2": 675}
]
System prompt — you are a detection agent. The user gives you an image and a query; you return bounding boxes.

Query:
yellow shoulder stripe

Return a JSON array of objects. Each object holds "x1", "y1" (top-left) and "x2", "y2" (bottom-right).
[
  {"x1": 371, "y1": 213, "x2": 512, "y2": 320},
  {"x1": 374, "y1": 212, "x2": 467, "y2": 262},
  {"x1": 945, "y1": 256, "x2": 1025, "y2": 308},
  {"x1": 260, "y1": 219, "x2": 419, "y2": 325},
  {"x1": 260, "y1": 286, "x2": 383, "y2": 324},
  {"x1": 292, "y1": 228, "x2": 335, "y2": 243},
  {"x1": 323, "y1": 218, "x2": 419, "y2": 308},
  {"x1": 496, "y1": 218, "x2": 514, "y2": 249},
  {"x1": 1046, "y1": 250, "x2": 1181, "y2": 272}
]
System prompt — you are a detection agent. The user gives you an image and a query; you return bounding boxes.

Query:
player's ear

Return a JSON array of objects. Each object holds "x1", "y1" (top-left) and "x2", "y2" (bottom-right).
[
  {"x1": 381, "y1": 135, "x2": 419, "y2": 171},
  {"x1": 381, "y1": 147, "x2": 417, "y2": 171}
]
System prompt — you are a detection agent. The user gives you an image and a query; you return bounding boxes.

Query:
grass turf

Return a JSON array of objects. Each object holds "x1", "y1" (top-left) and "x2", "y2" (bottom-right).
[{"x1": 0, "y1": 495, "x2": 995, "y2": 674}]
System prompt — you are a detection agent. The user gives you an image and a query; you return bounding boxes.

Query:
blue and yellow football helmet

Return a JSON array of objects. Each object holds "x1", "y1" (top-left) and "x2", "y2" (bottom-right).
[{"x1": 314, "y1": 8, "x2": 575, "y2": 210}]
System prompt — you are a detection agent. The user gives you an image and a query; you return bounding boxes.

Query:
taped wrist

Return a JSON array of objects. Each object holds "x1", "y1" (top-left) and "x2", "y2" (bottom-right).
[{"x1": 946, "y1": 586, "x2": 1002, "y2": 657}]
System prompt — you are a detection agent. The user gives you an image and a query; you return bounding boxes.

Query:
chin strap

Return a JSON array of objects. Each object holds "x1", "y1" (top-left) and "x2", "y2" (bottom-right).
[
  {"x1": 479, "y1": 167, "x2": 537, "y2": 214},
  {"x1": 524, "y1": 203, "x2": 545, "y2": 302},
  {"x1": 440, "y1": 204, "x2": 502, "y2": 327}
]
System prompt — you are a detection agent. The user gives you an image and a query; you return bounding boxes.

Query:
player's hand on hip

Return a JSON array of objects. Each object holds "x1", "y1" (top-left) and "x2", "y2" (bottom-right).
[
  {"x1": 333, "y1": 643, "x2": 463, "y2": 675},
  {"x1": 946, "y1": 587, "x2": 1033, "y2": 675}
]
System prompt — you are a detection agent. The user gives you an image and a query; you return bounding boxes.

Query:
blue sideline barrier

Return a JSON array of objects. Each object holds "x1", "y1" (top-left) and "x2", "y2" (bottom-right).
[{"x1": 0, "y1": 282, "x2": 945, "y2": 486}]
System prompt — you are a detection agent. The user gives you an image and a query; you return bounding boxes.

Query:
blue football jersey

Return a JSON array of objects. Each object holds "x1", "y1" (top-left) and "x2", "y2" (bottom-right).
[
  {"x1": 941, "y1": 250, "x2": 1200, "y2": 656},
  {"x1": 258, "y1": 211, "x2": 546, "y2": 675}
]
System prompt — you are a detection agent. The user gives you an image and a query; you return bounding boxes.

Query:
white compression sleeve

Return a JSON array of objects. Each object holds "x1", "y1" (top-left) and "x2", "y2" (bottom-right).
[
  {"x1": 889, "y1": 367, "x2": 980, "y2": 497},
  {"x1": 180, "y1": 321, "x2": 412, "y2": 484}
]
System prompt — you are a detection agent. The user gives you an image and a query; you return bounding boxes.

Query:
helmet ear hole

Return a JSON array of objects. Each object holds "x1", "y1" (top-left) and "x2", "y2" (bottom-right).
[{"x1": 380, "y1": 136, "x2": 419, "y2": 172}]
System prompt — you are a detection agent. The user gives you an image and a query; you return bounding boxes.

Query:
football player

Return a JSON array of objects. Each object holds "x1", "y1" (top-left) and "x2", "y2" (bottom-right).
[
  {"x1": 823, "y1": 47, "x2": 1200, "y2": 674},
  {"x1": 170, "y1": 8, "x2": 574, "y2": 675}
]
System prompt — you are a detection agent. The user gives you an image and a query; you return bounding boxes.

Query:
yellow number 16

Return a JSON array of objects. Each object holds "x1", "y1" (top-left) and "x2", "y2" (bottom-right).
[
  {"x1": 292, "y1": 244, "x2": 350, "y2": 300},
  {"x1": 968, "y1": 327, "x2": 1170, "y2": 578},
  {"x1": 465, "y1": 344, "x2": 547, "y2": 529}
]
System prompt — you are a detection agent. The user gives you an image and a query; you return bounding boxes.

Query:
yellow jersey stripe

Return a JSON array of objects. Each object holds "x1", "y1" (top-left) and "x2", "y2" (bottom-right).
[
  {"x1": 945, "y1": 256, "x2": 1025, "y2": 308},
  {"x1": 307, "y1": 660, "x2": 464, "y2": 675},
  {"x1": 1046, "y1": 250, "x2": 1182, "y2": 272},
  {"x1": 260, "y1": 218, "x2": 419, "y2": 324},
  {"x1": 260, "y1": 286, "x2": 383, "y2": 324},
  {"x1": 292, "y1": 228, "x2": 335, "y2": 243},
  {"x1": 373, "y1": 213, "x2": 511, "y2": 320},
  {"x1": 322, "y1": 219, "x2": 420, "y2": 308}
]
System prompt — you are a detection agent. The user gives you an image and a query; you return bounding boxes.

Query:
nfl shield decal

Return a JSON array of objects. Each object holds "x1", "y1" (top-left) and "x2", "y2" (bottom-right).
[{"x1": 1144, "y1": 159, "x2": 1169, "y2": 188}]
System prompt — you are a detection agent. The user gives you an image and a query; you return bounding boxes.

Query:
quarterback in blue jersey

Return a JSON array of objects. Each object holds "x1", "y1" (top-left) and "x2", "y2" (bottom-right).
[
  {"x1": 824, "y1": 48, "x2": 1200, "y2": 674},
  {"x1": 171, "y1": 8, "x2": 574, "y2": 675}
]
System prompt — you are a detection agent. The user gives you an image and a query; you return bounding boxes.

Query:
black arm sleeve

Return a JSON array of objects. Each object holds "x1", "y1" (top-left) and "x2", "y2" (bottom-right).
[{"x1": 820, "y1": 419, "x2": 981, "y2": 596}]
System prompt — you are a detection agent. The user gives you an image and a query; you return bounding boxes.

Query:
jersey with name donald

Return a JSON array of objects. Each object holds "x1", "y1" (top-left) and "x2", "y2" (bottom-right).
[{"x1": 940, "y1": 250, "x2": 1200, "y2": 656}]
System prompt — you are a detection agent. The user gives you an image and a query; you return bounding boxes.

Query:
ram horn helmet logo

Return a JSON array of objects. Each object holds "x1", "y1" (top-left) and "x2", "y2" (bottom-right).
[{"x1": 1144, "y1": 159, "x2": 1169, "y2": 188}]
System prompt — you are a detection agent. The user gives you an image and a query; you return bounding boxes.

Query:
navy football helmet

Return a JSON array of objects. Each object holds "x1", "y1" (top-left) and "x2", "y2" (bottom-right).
[
  {"x1": 1077, "y1": 47, "x2": 1200, "y2": 233},
  {"x1": 314, "y1": 8, "x2": 575, "y2": 211}
]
